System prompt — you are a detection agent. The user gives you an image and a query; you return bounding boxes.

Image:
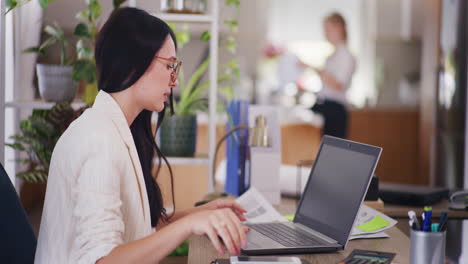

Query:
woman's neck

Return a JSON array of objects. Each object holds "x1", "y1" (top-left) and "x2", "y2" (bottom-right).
[
  {"x1": 110, "y1": 90, "x2": 142, "y2": 126},
  {"x1": 332, "y1": 39, "x2": 346, "y2": 47}
]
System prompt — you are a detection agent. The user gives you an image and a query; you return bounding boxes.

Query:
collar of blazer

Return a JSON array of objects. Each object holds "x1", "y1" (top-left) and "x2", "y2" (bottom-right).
[{"x1": 92, "y1": 90, "x2": 150, "y2": 222}]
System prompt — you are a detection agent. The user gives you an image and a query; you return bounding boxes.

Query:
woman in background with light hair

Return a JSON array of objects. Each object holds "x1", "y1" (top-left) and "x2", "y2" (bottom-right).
[{"x1": 312, "y1": 12, "x2": 356, "y2": 139}]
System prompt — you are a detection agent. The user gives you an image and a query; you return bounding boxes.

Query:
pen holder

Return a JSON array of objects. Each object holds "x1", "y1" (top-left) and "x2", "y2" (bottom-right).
[{"x1": 410, "y1": 229, "x2": 446, "y2": 264}]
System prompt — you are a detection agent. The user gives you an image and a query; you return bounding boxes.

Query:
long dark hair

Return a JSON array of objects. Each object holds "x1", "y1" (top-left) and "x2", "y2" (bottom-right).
[{"x1": 95, "y1": 7, "x2": 176, "y2": 227}]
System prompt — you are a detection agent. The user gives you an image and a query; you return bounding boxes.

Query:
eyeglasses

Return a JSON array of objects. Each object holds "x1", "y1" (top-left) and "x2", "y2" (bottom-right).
[{"x1": 155, "y1": 56, "x2": 182, "y2": 84}]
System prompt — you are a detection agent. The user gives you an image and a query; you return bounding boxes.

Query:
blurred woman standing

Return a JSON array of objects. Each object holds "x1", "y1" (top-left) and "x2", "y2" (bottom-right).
[{"x1": 312, "y1": 12, "x2": 356, "y2": 139}]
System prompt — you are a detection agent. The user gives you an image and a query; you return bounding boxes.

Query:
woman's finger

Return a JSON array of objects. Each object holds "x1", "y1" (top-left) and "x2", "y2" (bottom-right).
[
  {"x1": 222, "y1": 211, "x2": 243, "y2": 250},
  {"x1": 212, "y1": 214, "x2": 238, "y2": 255},
  {"x1": 226, "y1": 209, "x2": 248, "y2": 248},
  {"x1": 217, "y1": 200, "x2": 247, "y2": 213},
  {"x1": 205, "y1": 224, "x2": 224, "y2": 255},
  {"x1": 232, "y1": 209, "x2": 247, "y2": 221}
]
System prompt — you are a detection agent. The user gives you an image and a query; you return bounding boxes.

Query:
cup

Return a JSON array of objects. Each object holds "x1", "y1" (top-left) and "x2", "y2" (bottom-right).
[{"x1": 410, "y1": 229, "x2": 446, "y2": 264}]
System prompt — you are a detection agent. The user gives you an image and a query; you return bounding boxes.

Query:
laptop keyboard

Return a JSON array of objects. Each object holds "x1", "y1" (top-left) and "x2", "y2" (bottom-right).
[{"x1": 248, "y1": 222, "x2": 326, "y2": 247}]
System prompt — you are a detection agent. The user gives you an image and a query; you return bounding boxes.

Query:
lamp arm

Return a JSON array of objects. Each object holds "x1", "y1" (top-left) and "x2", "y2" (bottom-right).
[{"x1": 212, "y1": 125, "x2": 250, "y2": 191}]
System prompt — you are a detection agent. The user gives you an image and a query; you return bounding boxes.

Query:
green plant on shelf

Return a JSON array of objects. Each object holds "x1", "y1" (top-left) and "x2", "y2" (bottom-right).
[
  {"x1": 5, "y1": 0, "x2": 54, "y2": 14},
  {"x1": 23, "y1": 22, "x2": 71, "y2": 66},
  {"x1": 6, "y1": 103, "x2": 86, "y2": 183},
  {"x1": 71, "y1": 0, "x2": 127, "y2": 105},
  {"x1": 168, "y1": 0, "x2": 241, "y2": 116}
]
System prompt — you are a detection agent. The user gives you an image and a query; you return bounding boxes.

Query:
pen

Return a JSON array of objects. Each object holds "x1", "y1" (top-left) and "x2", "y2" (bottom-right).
[
  {"x1": 438, "y1": 212, "x2": 448, "y2": 232},
  {"x1": 422, "y1": 207, "x2": 432, "y2": 232},
  {"x1": 408, "y1": 211, "x2": 420, "y2": 230}
]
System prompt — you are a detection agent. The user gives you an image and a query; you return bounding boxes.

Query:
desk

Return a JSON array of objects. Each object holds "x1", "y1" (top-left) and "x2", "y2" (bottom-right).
[
  {"x1": 188, "y1": 198, "x2": 410, "y2": 264},
  {"x1": 188, "y1": 227, "x2": 409, "y2": 264},
  {"x1": 383, "y1": 199, "x2": 468, "y2": 219}
]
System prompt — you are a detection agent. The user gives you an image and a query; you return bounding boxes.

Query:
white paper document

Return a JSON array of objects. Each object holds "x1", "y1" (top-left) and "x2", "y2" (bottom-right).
[
  {"x1": 351, "y1": 204, "x2": 397, "y2": 236},
  {"x1": 236, "y1": 187, "x2": 286, "y2": 223}
]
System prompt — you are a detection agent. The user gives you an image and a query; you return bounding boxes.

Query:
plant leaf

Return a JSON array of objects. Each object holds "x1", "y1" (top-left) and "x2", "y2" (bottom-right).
[
  {"x1": 44, "y1": 24, "x2": 59, "y2": 37},
  {"x1": 74, "y1": 23, "x2": 91, "y2": 38},
  {"x1": 17, "y1": 169, "x2": 48, "y2": 183},
  {"x1": 5, "y1": 0, "x2": 18, "y2": 13},
  {"x1": 200, "y1": 31, "x2": 211, "y2": 42},
  {"x1": 227, "y1": 59, "x2": 240, "y2": 79},
  {"x1": 39, "y1": 37, "x2": 57, "y2": 50},
  {"x1": 23, "y1": 46, "x2": 46, "y2": 56},
  {"x1": 175, "y1": 26, "x2": 190, "y2": 48},
  {"x1": 47, "y1": 102, "x2": 74, "y2": 130},
  {"x1": 88, "y1": 0, "x2": 102, "y2": 22},
  {"x1": 226, "y1": 36, "x2": 236, "y2": 53},
  {"x1": 5, "y1": 143, "x2": 26, "y2": 151},
  {"x1": 225, "y1": 0, "x2": 240, "y2": 7},
  {"x1": 73, "y1": 59, "x2": 96, "y2": 83},
  {"x1": 224, "y1": 20, "x2": 238, "y2": 33},
  {"x1": 38, "y1": 0, "x2": 49, "y2": 9},
  {"x1": 76, "y1": 39, "x2": 92, "y2": 60},
  {"x1": 76, "y1": 10, "x2": 89, "y2": 22},
  {"x1": 184, "y1": 57, "x2": 209, "y2": 99}
]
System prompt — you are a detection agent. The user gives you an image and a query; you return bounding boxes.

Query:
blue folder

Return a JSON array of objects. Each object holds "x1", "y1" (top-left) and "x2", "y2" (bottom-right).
[{"x1": 225, "y1": 100, "x2": 249, "y2": 196}]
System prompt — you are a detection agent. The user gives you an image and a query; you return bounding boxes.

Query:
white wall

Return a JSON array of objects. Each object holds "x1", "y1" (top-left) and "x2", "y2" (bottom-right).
[{"x1": 266, "y1": 0, "x2": 362, "y2": 55}]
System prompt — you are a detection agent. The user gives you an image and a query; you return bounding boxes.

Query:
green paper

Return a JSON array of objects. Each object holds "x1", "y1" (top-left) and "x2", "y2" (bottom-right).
[
  {"x1": 284, "y1": 215, "x2": 294, "y2": 221},
  {"x1": 357, "y1": 215, "x2": 390, "y2": 232}
]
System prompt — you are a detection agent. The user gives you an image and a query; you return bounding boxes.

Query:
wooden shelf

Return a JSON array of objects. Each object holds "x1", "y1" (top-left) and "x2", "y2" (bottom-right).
[
  {"x1": 5, "y1": 100, "x2": 87, "y2": 110},
  {"x1": 153, "y1": 153, "x2": 210, "y2": 166}
]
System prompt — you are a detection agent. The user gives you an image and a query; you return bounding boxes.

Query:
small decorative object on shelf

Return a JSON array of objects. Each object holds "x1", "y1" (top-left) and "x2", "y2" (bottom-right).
[
  {"x1": 161, "y1": 0, "x2": 207, "y2": 14},
  {"x1": 24, "y1": 23, "x2": 77, "y2": 102},
  {"x1": 161, "y1": 115, "x2": 197, "y2": 157},
  {"x1": 36, "y1": 64, "x2": 77, "y2": 102}
]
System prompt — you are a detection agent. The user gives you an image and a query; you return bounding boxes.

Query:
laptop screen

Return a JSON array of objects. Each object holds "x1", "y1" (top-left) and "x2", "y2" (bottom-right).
[{"x1": 294, "y1": 136, "x2": 381, "y2": 246}]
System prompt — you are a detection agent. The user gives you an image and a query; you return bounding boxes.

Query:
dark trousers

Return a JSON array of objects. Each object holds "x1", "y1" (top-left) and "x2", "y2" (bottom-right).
[{"x1": 312, "y1": 99, "x2": 348, "y2": 139}]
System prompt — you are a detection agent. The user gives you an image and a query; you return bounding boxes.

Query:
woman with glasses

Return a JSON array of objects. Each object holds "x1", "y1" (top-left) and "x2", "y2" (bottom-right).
[
  {"x1": 311, "y1": 12, "x2": 356, "y2": 139},
  {"x1": 35, "y1": 7, "x2": 248, "y2": 264}
]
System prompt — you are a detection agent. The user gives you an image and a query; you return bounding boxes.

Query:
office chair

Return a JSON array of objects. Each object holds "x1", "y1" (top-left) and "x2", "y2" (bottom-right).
[{"x1": 0, "y1": 164, "x2": 37, "y2": 263}]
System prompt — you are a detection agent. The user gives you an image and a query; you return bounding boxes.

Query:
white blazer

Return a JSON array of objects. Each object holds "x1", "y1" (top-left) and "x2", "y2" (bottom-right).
[
  {"x1": 318, "y1": 43, "x2": 356, "y2": 105},
  {"x1": 35, "y1": 91, "x2": 152, "y2": 264}
]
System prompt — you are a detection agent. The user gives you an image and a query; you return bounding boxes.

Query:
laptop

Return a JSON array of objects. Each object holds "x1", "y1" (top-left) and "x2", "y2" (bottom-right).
[{"x1": 241, "y1": 135, "x2": 382, "y2": 255}]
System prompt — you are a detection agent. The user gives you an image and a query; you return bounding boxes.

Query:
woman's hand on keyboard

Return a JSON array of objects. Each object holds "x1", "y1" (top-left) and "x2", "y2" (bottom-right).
[{"x1": 185, "y1": 208, "x2": 250, "y2": 255}]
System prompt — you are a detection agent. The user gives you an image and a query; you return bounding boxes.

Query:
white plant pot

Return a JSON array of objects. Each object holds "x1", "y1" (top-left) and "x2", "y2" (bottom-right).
[{"x1": 36, "y1": 64, "x2": 77, "y2": 102}]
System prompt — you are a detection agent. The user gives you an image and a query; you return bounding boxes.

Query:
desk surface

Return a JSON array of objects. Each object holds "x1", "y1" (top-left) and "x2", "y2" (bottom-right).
[
  {"x1": 188, "y1": 227, "x2": 409, "y2": 264},
  {"x1": 383, "y1": 199, "x2": 468, "y2": 219},
  {"x1": 189, "y1": 198, "x2": 410, "y2": 264}
]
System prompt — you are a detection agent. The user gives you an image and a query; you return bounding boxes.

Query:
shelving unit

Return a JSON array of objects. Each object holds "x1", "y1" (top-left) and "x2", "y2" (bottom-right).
[
  {"x1": 140, "y1": 0, "x2": 219, "y2": 191},
  {"x1": 0, "y1": 1, "x2": 219, "y2": 191},
  {"x1": 151, "y1": 13, "x2": 215, "y2": 23},
  {"x1": 0, "y1": 0, "x2": 6, "y2": 166},
  {"x1": 5, "y1": 100, "x2": 87, "y2": 110},
  {"x1": 152, "y1": 153, "x2": 210, "y2": 166}
]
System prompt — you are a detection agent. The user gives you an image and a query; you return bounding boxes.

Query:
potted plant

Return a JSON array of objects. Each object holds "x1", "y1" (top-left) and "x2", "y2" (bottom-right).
[
  {"x1": 160, "y1": 58, "x2": 209, "y2": 157},
  {"x1": 6, "y1": 103, "x2": 85, "y2": 183},
  {"x1": 160, "y1": 0, "x2": 240, "y2": 157},
  {"x1": 24, "y1": 23, "x2": 77, "y2": 102}
]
